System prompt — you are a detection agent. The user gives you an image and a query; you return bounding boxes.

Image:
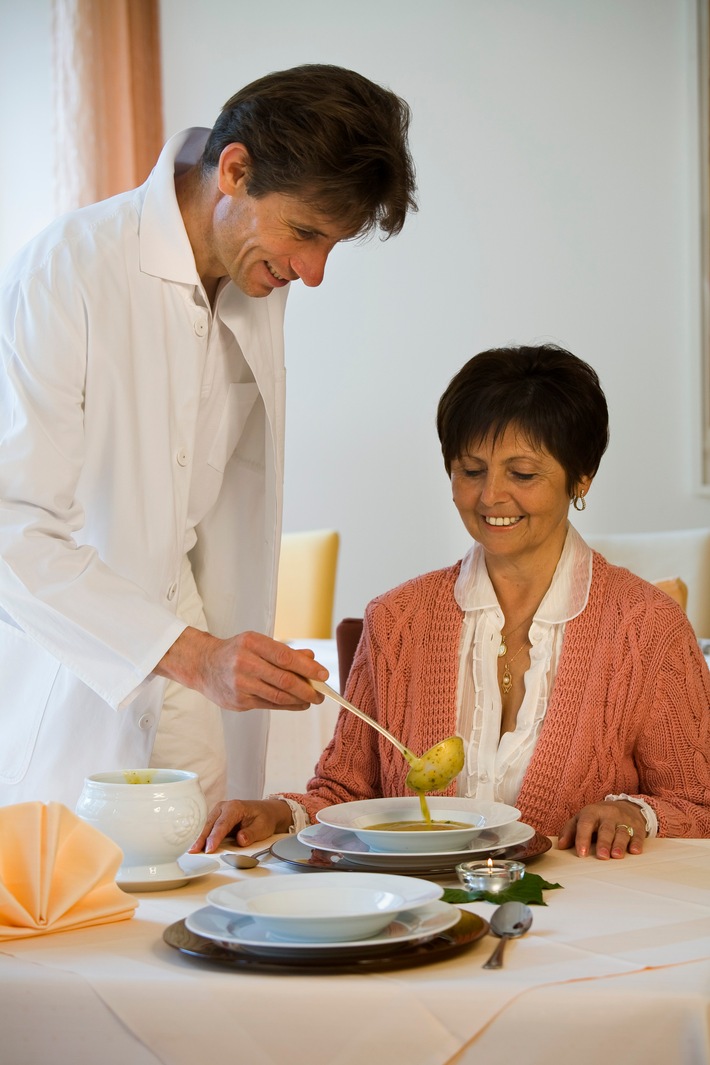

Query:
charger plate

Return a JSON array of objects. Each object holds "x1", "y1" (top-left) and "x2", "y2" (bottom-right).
[
  {"x1": 163, "y1": 907, "x2": 488, "y2": 974},
  {"x1": 270, "y1": 829, "x2": 551, "y2": 875}
]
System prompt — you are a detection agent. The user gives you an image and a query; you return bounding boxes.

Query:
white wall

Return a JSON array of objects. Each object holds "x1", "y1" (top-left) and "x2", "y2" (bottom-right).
[
  {"x1": 2, "y1": 0, "x2": 707, "y2": 627},
  {"x1": 159, "y1": 0, "x2": 709, "y2": 623},
  {"x1": 0, "y1": 0, "x2": 54, "y2": 261}
]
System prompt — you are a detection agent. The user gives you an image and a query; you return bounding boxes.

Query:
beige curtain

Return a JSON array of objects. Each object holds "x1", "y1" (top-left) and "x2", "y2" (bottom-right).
[{"x1": 52, "y1": 0, "x2": 164, "y2": 213}]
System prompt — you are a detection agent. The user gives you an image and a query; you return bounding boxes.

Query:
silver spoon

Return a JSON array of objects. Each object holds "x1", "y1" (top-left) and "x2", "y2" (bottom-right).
[
  {"x1": 310, "y1": 679, "x2": 464, "y2": 792},
  {"x1": 220, "y1": 846, "x2": 272, "y2": 870},
  {"x1": 482, "y1": 901, "x2": 533, "y2": 969}
]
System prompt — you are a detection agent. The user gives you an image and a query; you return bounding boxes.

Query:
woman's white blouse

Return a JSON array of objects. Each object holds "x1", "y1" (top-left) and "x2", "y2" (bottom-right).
[{"x1": 453, "y1": 524, "x2": 592, "y2": 805}]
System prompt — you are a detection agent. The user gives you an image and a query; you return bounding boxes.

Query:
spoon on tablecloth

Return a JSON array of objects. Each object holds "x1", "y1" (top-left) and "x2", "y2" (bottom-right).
[
  {"x1": 310, "y1": 679, "x2": 464, "y2": 793},
  {"x1": 482, "y1": 901, "x2": 533, "y2": 969}
]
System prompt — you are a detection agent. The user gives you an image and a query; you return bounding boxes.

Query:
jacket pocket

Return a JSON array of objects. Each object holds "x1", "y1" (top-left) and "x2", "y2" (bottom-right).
[
  {"x1": 208, "y1": 382, "x2": 260, "y2": 473},
  {"x1": 0, "y1": 623, "x2": 60, "y2": 783}
]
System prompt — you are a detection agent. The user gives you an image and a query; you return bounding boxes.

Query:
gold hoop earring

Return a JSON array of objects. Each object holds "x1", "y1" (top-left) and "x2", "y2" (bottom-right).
[{"x1": 572, "y1": 493, "x2": 587, "y2": 512}]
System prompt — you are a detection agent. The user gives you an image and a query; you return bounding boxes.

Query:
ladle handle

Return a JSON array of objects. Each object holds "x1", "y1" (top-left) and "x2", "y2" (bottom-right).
[
  {"x1": 482, "y1": 934, "x2": 511, "y2": 970},
  {"x1": 311, "y1": 679, "x2": 414, "y2": 760}
]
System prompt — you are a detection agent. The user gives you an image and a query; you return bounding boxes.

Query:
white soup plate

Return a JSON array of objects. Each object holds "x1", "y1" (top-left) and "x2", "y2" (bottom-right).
[
  {"x1": 316, "y1": 797, "x2": 520, "y2": 854},
  {"x1": 205, "y1": 871, "x2": 442, "y2": 942}
]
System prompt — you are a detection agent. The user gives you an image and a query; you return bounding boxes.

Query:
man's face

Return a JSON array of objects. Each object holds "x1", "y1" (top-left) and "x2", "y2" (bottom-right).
[{"x1": 211, "y1": 181, "x2": 355, "y2": 298}]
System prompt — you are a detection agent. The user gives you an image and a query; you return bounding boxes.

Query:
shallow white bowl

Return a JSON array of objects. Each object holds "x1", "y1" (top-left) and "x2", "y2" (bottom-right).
[
  {"x1": 205, "y1": 871, "x2": 442, "y2": 942},
  {"x1": 316, "y1": 797, "x2": 521, "y2": 853},
  {"x1": 75, "y1": 768, "x2": 207, "y2": 877}
]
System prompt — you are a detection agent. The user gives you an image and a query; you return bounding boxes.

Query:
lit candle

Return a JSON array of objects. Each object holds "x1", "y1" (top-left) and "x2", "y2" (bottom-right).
[{"x1": 456, "y1": 858, "x2": 525, "y2": 894}]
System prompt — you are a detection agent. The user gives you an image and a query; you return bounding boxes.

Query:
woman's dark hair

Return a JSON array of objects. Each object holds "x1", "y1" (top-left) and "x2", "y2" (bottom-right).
[
  {"x1": 200, "y1": 64, "x2": 417, "y2": 238},
  {"x1": 436, "y1": 344, "x2": 609, "y2": 494}
]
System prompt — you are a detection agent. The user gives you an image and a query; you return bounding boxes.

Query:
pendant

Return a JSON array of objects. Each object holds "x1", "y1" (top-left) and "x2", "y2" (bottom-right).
[
  {"x1": 501, "y1": 664, "x2": 512, "y2": 695},
  {"x1": 498, "y1": 640, "x2": 507, "y2": 657}
]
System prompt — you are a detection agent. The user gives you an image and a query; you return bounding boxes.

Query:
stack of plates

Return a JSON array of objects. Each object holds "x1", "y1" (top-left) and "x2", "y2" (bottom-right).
[
  {"x1": 165, "y1": 906, "x2": 489, "y2": 973},
  {"x1": 276, "y1": 797, "x2": 549, "y2": 874},
  {"x1": 178, "y1": 872, "x2": 475, "y2": 967}
]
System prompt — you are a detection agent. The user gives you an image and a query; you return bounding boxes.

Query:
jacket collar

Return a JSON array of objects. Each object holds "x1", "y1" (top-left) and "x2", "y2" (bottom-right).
[
  {"x1": 136, "y1": 128, "x2": 289, "y2": 417},
  {"x1": 138, "y1": 128, "x2": 209, "y2": 284}
]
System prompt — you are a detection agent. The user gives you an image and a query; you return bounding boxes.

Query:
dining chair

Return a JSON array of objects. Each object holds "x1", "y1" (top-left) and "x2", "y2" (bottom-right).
[
  {"x1": 585, "y1": 527, "x2": 710, "y2": 636},
  {"x1": 273, "y1": 529, "x2": 340, "y2": 640},
  {"x1": 651, "y1": 577, "x2": 688, "y2": 613},
  {"x1": 335, "y1": 616, "x2": 364, "y2": 693}
]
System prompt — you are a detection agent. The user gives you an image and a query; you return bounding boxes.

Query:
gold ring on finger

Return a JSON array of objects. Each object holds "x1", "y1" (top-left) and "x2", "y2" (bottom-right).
[{"x1": 615, "y1": 823, "x2": 634, "y2": 838}]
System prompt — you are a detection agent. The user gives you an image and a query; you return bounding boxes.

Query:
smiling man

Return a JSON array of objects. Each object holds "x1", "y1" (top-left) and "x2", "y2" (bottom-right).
[{"x1": 0, "y1": 64, "x2": 417, "y2": 811}]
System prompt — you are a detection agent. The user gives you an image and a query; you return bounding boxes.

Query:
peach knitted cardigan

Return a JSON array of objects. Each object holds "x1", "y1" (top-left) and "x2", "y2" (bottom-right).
[{"x1": 284, "y1": 553, "x2": 710, "y2": 837}]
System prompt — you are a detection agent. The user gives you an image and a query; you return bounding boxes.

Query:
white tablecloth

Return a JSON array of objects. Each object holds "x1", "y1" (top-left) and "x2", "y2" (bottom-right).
[{"x1": 2, "y1": 837, "x2": 709, "y2": 1065}]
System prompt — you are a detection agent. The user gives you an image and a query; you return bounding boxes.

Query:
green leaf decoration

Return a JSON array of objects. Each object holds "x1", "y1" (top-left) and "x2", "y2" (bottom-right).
[{"x1": 441, "y1": 872, "x2": 562, "y2": 906}]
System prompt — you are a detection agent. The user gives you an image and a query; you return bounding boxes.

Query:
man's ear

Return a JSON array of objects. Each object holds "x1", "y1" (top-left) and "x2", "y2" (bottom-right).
[{"x1": 217, "y1": 143, "x2": 252, "y2": 196}]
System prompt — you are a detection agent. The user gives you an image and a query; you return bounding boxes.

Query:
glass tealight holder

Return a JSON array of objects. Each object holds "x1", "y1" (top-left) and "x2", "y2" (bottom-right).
[{"x1": 456, "y1": 858, "x2": 525, "y2": 894}]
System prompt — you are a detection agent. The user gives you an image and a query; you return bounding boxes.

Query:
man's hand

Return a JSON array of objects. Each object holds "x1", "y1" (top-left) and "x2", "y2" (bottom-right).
[{"x1": 155, "y1": 627, "x2": 328, "y2": 710}]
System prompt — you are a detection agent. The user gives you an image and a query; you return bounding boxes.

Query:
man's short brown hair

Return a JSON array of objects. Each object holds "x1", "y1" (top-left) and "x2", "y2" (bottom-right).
[{"x1": 201, "y1": 64, "x2": 417, "y2": 237}]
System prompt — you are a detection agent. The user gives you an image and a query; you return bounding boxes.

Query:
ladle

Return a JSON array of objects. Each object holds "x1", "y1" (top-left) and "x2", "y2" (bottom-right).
[
  {"x1": 220, "y1": 846, "x2": 272, "y2": 870},
  {"x1": 310, "y1": 679, "x2": 464, "y2": 793},
  {"x1": 482, "y1": 901, "x2": 533, "y2": 970}
]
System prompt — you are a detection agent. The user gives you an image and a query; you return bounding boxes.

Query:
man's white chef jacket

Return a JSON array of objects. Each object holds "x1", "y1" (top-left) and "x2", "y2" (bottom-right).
[{"x1": 0, "y1": 129, "x2": 288, "y2": 807}]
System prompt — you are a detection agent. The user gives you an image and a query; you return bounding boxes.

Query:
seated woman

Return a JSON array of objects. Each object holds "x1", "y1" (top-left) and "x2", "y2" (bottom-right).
[{"x1": 192, "y1": 344, "x2": 710, "y2": 859}]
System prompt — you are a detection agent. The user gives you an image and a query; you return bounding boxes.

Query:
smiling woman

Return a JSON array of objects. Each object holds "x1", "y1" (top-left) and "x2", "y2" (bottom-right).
[
  {"x1": 435, "y1": 346, "x2": 607, "y2": 735},
  {"x1": 192, "y1": 344, "x2": 710, "y2": 860},
  {"x1": 449, "y1": 428, "x2": 584, "y2": 579}
]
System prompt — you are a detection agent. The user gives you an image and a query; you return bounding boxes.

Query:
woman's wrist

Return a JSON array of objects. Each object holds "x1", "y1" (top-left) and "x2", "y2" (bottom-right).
[
  {"x1": 269, "y1": 795, "x2": 309, "y2": 834},
  {"x1": 604, "y1": 793, "x2": 656, "y2": 837}
]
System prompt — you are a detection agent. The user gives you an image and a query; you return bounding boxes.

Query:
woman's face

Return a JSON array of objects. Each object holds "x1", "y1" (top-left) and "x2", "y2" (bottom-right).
[{"x1": 449, "y1": 424, "x2": 590, "y2": 570}]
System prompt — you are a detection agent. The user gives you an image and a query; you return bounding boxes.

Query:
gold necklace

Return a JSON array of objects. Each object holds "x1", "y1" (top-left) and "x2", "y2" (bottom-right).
[
  {"x1": 498, "y1": 614, "x2": 534, "y2": 658},
  {"x1": 500, "y1": 639, "x2": 530, "y2": 697}
]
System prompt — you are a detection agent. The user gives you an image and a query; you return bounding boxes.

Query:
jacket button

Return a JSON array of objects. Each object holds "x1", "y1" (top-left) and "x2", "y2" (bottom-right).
[
  {"x1": 138, "y1": 714, "x2": 154, "y2": 731},
  {"x1": 176, "y1": 448, "x2": 189, "y2": 466},
  {"x1": 194, "y1": 318, "x2": 207, "y2": 337},
  {"x1": 167, "y1": 582, "x2": 178, "y2": 601}
]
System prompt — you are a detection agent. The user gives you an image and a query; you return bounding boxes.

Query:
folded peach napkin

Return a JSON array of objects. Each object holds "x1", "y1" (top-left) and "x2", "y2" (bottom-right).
[{"x1": 0, "y1": 801, "x2": 137, "y2": 941}]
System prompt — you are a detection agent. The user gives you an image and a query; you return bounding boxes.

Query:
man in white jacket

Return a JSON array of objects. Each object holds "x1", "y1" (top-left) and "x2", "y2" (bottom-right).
[{"x1": 0, "y1": 64, "x2": 417, "y2": 809}]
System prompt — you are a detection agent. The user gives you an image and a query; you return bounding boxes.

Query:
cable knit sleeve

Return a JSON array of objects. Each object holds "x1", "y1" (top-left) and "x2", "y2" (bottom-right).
[
  {"x1": 634, "y1": 621, "x2": 710, "y2": 836},
  {"x1": 517, "y1": 556, "x2": 710, "y2": 837}
]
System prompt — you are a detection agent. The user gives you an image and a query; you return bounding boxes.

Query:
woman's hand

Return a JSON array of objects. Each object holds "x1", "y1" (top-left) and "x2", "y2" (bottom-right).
[
  {"x1": 558, "y1": 800, "x2": 647, "y2": 859},
  {"x1": 189, "y1": 798, "x2": 294, "y2": 853}
]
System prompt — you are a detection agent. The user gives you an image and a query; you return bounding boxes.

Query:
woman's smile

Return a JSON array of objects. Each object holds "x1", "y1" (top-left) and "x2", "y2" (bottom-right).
[{"x1": 482, "y1": 515, "x2": 523, "y2": 527}]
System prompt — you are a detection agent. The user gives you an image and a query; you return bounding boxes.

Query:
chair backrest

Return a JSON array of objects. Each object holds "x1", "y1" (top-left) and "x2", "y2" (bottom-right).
[
  {"x1": 652, "y1": 577, "x2": 688, "y2": 614},
  {"x1": 273, "y1": 529, "x2": 340, "y2": 640},
  {"x1": 585, "y1": 527, "x2": 710, "y2": 636},
  {"x1": 335, "y1": 617, "x2": 364, "y2": 693}
]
